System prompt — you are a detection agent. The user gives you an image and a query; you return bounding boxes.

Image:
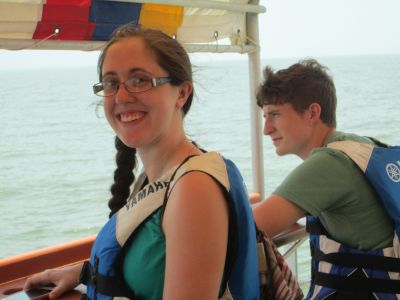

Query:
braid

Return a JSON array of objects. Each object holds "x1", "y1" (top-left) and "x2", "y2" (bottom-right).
[{"x1": 108, "y1": 136, "x2": 137, "y2": 217}]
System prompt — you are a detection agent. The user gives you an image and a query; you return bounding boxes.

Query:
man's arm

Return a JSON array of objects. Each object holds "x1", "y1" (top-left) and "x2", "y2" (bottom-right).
[{"x1": 252, "y1": 194, "x2": 306, "y2": 237}]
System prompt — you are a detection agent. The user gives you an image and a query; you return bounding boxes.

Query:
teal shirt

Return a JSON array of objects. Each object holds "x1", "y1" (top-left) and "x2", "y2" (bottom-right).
[
  {"x1": 274, "y1": 132, "x2": 393, "y2": 249},
  {"x1": 122, "y1": 207, "x2": 229, "y2": 299},
  {"x1": 114, "y1": 151, "x2": 259, "y2": 299},
  {"x1": 123, "y1": 208, "x2": 165, "y2": 300}
]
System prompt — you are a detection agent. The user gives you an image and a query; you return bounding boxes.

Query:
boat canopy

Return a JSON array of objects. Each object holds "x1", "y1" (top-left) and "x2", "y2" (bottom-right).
[
  {"x1": 0, "y1": 0, "x2": 265, "y2": 53},
  {"x1": 0, "y1": 0, "x2": 266, "y2": 198}
]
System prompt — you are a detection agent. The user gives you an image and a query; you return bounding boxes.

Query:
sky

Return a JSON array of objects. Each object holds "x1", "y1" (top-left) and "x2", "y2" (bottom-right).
[
  {"x1": 1, "y1": 0, "x2": 400, "y2": 69},
  {"x1": 261, "y1": 0, "x2": 400, "y2": 58}
]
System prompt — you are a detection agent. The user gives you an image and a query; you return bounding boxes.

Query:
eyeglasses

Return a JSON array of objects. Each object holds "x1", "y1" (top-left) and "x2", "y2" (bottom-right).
[{"x1": 93, "y1": 76, "x2": 173, "y2": 97}]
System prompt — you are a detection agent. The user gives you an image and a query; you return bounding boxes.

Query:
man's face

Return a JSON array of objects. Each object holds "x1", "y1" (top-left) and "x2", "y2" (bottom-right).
[{"x1": 262, "y1": 103, "x2": 312, "y2": 158}]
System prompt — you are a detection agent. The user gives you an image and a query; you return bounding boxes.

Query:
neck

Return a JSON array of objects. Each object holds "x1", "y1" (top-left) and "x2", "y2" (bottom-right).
[
  {"x1": 138, "y1": 135, "x2": 199, "y2": 182},
  {"x1": 300, "y1": 126, "x2": 336, "y2": 160}
]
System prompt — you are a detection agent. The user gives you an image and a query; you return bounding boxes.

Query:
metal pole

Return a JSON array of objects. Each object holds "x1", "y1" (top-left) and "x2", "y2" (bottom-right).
[
  {"x1": 0, "y1": 39, "x2": 258, "y2": 53},
  {"x1": 247, "y1": 0, "x2": 265, "y2": 199},
  {"x1": 106, "y1": 0, "x2": 266, "y2": 14}
]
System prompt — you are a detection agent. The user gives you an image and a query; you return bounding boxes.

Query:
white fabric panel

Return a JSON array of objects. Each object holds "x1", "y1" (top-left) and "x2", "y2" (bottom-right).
[
  {"x1": 0, "y1": 21, "x2": 37, "y2": 38},
  {"x1": 176, "y1": 0, "x2": 249, "y2": 45},
  {"x1": 0, "y1": 0, "x2": 44, "y2": 4},
  {"x1": 178, "y1": 7, "x2": 246, "y2": 45},
  {"x1": 0, "y1": 2, "x2": 43, "y2": 22},
  {"x1": 211, "y1": 0, "x2": 249, "y2": 4}
]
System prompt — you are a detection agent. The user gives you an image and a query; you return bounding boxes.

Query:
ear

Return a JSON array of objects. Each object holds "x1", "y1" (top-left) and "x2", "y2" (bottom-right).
[
  {"x1": 176, "y1": 81, "x2": 193, "y2": 108},
  {"x1": 308, "y1": 102, "x2": 322, "y2": 123}
]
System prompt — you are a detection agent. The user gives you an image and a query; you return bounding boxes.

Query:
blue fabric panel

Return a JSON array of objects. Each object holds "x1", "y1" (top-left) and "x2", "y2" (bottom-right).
[
  {"x1": 365, "y1": 146, "x2": 400, "y2": 237},
  {"x1": 87, "y1": 214, "x2": 121, "y2": 300},
  {"x1": 89, "y1": 1, "x2": 142, "y2": 40},
  {"x1": 91, "y1": 22, "x2": 138, "y2": 41}
]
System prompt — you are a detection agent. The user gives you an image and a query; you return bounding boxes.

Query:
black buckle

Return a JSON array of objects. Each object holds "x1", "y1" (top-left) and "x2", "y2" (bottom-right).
[{"x1": 79, "y1": 261, "x2": 92, "y2": 285}]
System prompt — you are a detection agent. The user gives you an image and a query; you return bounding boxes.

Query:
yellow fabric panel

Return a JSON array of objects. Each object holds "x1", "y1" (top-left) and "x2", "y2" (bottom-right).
[
  {"x1": 0, "y1": 21, "x2": 37, "y2": 38},
  {"x1": 139, "y1": 4, "x2": 184, "y2": 37},
  {"x1": 0, "y1": 2, "x2": 43, "y2": 22}
]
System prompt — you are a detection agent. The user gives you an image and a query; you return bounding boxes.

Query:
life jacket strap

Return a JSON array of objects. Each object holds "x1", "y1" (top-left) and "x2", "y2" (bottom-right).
[
  {"x1": 306, "y1": 219, "x2": 329, "y2": 236},
  {"x1": 80, "y1": 260, "x2": 135, "y2": 299},
  {"x1": 312, "y1": 247, "x2": 400, "y2": 272},
  {"x1": 315, "y1": 270, "x2": 400, "y2": 293}
]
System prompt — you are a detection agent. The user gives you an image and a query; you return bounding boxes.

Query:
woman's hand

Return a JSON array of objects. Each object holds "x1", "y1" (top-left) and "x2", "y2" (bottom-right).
[{"x1": 23, "y1": 263, "x2": 83, "y2": 299}]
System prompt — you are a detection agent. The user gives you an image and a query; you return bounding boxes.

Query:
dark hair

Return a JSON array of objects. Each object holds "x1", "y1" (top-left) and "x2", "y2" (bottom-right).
[
  {"x1": 100, "y1": 25, "x2": 194, "y2": 216},
  {"x1": 256, "y1": 58, "x2": 337, "y2": 127}
]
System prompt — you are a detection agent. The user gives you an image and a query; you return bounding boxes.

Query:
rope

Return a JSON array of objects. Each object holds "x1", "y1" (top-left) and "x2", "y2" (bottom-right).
[{"x1": 11, "y1": 28, "x2": 60, "y2": 51}]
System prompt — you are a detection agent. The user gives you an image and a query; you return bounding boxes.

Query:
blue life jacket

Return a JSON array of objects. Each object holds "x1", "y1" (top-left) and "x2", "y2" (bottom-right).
[
  {"x1": 306, "y1": 141, "x2": 400, "y2": 299},
  {"x1": 80, "y1": 152, "x2": 260, "y2": 300}
]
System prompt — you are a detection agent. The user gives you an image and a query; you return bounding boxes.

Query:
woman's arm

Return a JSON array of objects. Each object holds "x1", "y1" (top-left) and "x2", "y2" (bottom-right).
[
  {"x1": 23, "y1": 262, "x2": 83, "y2": 299},
  {"x1": 162, "y1": 171, "x2": 229, "y2": 300}
]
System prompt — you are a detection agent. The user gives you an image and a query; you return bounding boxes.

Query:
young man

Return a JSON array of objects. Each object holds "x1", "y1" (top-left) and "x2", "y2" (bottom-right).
[{"x1": 253, "y1": 59, "x2": 399, "y2": 299}]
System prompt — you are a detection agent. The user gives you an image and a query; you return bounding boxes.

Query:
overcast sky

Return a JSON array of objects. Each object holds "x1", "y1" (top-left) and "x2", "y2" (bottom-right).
[
  {"x1": 1, "y1": 0, "x2": 400, "y2": 69},
  {"x1": 261, "y1": 0, "x2": 400, "y2": 58}
]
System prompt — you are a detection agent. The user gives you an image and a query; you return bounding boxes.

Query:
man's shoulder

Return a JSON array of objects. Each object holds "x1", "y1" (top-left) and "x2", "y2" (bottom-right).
[
  {"x1": 310, "y1": 131, "x2": 374, "y2": 158},
  {"x1": 325, "y1": 131, "x2": 374, "y2": 145},
  {"x1": 306, "y1": 147, "x2": 349, "y2": 169}
]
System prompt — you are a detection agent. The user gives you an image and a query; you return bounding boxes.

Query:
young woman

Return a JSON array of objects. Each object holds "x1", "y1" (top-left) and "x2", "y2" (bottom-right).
[{"x1": 24, "y1": 25, "x2": 259, "y2": 300}]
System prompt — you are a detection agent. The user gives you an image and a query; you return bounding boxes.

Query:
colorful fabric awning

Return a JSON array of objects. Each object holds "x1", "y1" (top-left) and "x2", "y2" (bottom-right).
[{"x1": 0, "y1": 0, "x2": 248, "y2": 45}]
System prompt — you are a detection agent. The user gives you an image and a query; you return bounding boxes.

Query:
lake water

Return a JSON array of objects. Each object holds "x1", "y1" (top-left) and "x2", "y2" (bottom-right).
[{"x1": 0, "y1": 53, "x2": 399, "y2": 283}]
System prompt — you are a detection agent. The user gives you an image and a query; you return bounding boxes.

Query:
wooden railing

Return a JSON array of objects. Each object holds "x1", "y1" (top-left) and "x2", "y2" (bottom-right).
[
  {"x1": 0, "y1": 236, "x2": 95, "y2": 299},
  {"x1": 0, "y1": 225, "x2": 308, "y2": 299}
]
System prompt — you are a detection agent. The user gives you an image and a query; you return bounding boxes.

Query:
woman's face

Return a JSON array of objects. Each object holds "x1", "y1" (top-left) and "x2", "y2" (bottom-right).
[{"x1": 102, "y1": 37, "x2": 189, "y2": 149}]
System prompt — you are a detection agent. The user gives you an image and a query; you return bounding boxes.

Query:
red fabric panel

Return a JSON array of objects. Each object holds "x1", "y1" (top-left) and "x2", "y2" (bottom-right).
[
  {"x1": 46, "y1": 0, "x2": 91, "y2": 4},
  {"x1": 33, "y1": 0, "x2": 94, "y2": 40},
  {"x1": 32, "y1": 22, "x2": 95, "y2": 40},
  {"x1": 41, "y1": 0, "x2": 92, "y2": 22}
]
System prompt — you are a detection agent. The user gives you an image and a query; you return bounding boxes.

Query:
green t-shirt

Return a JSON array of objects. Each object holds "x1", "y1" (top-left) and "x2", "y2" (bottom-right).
[{"x1": 274, "y1": 132, "x2": 393, "y2": 249}]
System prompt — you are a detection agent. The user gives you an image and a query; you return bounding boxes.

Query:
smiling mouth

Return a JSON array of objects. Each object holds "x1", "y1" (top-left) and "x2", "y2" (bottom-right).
[{"x1": 120, "y1": 112, "x2": 145, "y2": 123}]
